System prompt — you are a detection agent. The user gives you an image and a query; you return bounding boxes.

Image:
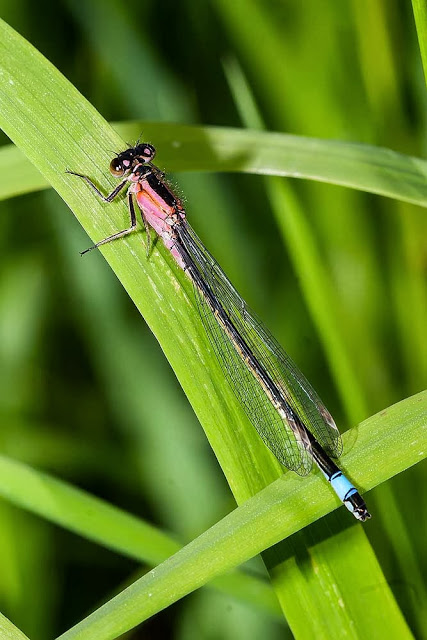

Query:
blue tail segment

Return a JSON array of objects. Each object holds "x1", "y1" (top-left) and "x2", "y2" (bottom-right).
[
  {"x1": 329, "y1": 471, "x2": 370, "y2": 521},
  {"x1": 308, "y1": 434, "x2": 371, "y2": 521},
  {"x1": 330, "y1": 471, "x2": 357, "y2": 501}
]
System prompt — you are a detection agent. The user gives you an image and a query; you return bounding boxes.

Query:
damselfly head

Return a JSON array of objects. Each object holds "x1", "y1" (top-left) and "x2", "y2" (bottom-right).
[{"x1": 109, "y1": 143, "x2": 156, "y2": 177}]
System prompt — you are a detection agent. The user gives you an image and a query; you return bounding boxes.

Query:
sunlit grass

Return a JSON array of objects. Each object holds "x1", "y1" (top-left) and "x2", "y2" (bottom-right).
[{"x1": 0, "y1": 3, "x2": 426, "y2": 640}]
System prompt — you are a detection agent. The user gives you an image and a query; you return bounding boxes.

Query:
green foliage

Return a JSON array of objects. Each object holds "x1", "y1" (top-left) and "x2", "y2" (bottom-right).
[
  {"x1": 0, "y1": 612, "x2": 30, "y2": 640},
  {"x1": 2, "y1": 124, "x2": 427, "y2": 206},
  {"x1": 0, "y1": 3, "x2": 426, "y2": 640},
  {"x1": 412, "y1": 0, "x2": 427, "y2": 85},
  {"x1": 3, "y1": 392, "x2": 423, "y2": 640}
]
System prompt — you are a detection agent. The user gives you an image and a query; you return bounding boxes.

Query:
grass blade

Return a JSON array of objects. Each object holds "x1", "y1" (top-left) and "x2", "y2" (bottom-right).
[
  {"x1": 54, "y1": 391, "x2": 426, "y2": 640},
  {"x1": 1, "y1": 124, "x2": 427, "y2": 207},
  {"x1": 412, "y1": 0, "x2": 427, "y2": 86},
  {"x1": 0, "y1": 452, "x2": 280, "y2": 620},
  {"x1": 0, "y1": 612, "x2": 30, "y2": 640}
]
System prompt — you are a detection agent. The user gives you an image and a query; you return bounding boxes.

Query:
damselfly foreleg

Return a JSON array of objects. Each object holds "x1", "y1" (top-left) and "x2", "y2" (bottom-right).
[
  {"x1": 80, "y1": 190, "x2": 138, "y2": 256},
  {"x1": 66, "y1": 170, "x2": 128, "y2": 202}
]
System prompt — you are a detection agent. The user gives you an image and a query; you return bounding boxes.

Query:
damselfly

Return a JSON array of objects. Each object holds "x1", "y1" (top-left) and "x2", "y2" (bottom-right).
[{"x1": 67, "y1": 142, "x2": 371, "y2": 521}]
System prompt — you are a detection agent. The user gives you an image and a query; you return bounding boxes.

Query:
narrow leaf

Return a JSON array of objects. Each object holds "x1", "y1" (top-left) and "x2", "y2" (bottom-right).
[
  {"x1": 0, "y1": 613, "x2": 30, "y2": 640},
  {"x1": 0, "y1": 453, "x2": 280, "y2": 619},
  {"x1": 1, "y1": 123, "x2": 427, "y2": 207},
  {"x1": 55, "y1": 391, "x2": 426, "y2": 640},
  {"x1": 412, "y1": 0, "x2": 427, "y2": 86}
]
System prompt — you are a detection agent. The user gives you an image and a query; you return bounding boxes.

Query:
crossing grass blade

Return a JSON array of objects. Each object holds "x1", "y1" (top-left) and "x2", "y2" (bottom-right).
[
  {"x1": 0, "y1": 452, "x2": 282, "y2": 620},
  {"x1": 0, "y1": 612, "x2": 30, "y2": 640},
  {"x1": 412, "y1": 0, "x2": 427, "y2": 86},
  {"x1": 1, "y1": 123, "x2": 427, "y2": 206},
  {"x1": 54, "y1": 391, "x2": 426, "y2": 640}
]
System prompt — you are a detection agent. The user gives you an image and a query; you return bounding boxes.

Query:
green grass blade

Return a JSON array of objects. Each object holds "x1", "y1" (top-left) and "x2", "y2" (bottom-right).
[
  {"x1": 0, "y1": 453, "x2": 280, "y2": 620},
  {"x1": 223, "y1": 54, "x2": 368, "y2": 423},
  {"x1": 0, "y1": 454, "x2": 180, "y2": 564},
  {"x1": 412, "y1": 0, "x2": 427, "y2": 86},
  {"x1": 0, "y1": 612, "x2": 30, "y2": 640},
  {"x1": 1, "y1": 124, "x2": 427, "y2": 207},
  {"x1": 266, "y1": 177, "x2": 367, "y2": 423},
  {"x1": 55, "y1": 391, "x2": 426, "y2": 640}
]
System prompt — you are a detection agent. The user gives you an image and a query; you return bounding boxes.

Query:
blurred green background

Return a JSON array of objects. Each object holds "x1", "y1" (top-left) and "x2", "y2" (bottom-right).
[{"x1": 0, "y1": 1, "x2": 426, "y2": 638}]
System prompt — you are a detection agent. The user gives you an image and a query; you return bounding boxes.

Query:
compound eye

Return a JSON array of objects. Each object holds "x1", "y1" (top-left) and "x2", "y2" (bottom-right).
[
  {"x1": 136, "y1": 143, "x2": 156, "y2": 162},
  {"x1": 109, "y1": 157, "x2": 125, "y2": 176}
]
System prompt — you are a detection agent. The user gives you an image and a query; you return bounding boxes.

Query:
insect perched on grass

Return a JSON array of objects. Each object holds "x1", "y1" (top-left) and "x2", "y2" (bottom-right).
[{"x1": 67, "y1": 142, "x2": 371, "y2": 521}]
